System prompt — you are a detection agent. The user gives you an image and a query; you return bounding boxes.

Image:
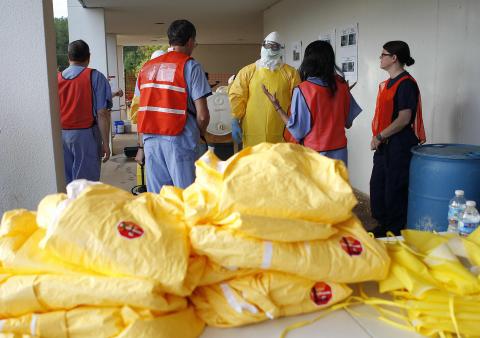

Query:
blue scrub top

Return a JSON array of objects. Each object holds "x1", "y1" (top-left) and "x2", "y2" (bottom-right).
[
  {"x1": 286, "y1": 77, "x2": 362, "y2": 166},
  {"x1": 136, "y1": 59, "x2": 212, "y2": 150},
  {"x1": 62, "y1": 65, "x2": 113, "y2": 116}
]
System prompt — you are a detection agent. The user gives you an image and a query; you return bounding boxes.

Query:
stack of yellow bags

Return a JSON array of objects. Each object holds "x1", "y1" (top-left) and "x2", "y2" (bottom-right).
[
  {"x1": 0, "y1": 143, "x2": 391, "y2": 336},
  {"x1": 185, "y1": 143, "x2": 390, "y2": 327},
  {"x1": 376, "y1": 229, "x2": 480, "y2": 337},
  {"x1": 0, "y1": 181, "x2": 205, "y2": 338}
]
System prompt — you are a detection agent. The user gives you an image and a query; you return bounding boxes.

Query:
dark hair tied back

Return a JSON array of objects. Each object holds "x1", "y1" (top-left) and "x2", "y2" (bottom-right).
[{"x1": 383, "y1": 40, "x2": 415, "y2": 66}]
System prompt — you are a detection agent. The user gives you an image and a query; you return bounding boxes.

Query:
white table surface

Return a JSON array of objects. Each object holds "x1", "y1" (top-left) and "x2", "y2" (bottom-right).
[{"x1": 201, "y1": 282, "x2": 424, "y2": 338}]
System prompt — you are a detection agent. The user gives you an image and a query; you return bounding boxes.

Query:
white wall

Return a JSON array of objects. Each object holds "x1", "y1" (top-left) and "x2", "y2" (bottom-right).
[
  {"x1": 67, "y1": 0, "x2": 108, "y2": 75},
  {"x1": 0, "y1": 0, "x2": 64, "y2": 214},
  {"x1": 193, "y1": 44, "x2": 260, "y2": 75},
  {"x1": 106, "y1": 34, "x2": 121, "y2": 124},
  {"x1": 265, "y1": 0, "x2": 480, "y2": 193}
]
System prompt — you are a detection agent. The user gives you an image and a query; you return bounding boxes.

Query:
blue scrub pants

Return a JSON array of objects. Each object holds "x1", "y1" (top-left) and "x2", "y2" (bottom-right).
[
  {"x1": 62, "y1": 126, "x2": 102, "y2": 185},
  {"x1": 144, "y1": 136, "x2": 196, "y2": 193}
]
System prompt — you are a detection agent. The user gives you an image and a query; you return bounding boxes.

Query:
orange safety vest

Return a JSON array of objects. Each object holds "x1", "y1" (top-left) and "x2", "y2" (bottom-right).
[
  {"x1": 58, "y1": 68, "x2": 95, "y2": 129},
  {"x1": 372, "y1": 74, "x2": 426, "y2": 143},
  {"x1": 137, "y1": 51, "x2": 192, "y2": 135},
  {"x1": 284, "y1": 76, "x2": 350, "y2": 152}
]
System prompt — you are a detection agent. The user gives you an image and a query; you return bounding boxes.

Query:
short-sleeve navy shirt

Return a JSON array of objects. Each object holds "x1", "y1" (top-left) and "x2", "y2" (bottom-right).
[{"x1": 387, "y1": 71, "x2": 419, "y2": 124}]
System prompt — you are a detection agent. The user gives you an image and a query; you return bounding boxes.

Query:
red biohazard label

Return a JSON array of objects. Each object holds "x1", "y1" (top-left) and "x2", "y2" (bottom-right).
[
  {"x1": 310, "y1": 282, "x2": 332, "y2": 306},
  {"x1": 340, "y1": 236, "x2": 363, "y2": 256},
  {"x1": 117, "y1": 221, "x2": 144, "y2": 239}
]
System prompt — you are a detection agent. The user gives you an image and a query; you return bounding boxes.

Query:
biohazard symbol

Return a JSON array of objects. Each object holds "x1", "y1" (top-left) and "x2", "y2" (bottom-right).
[
  {"x1": 117, "y1": 221, "x2": 144, "y2": 239},
  {"x1": 340, "y1": 236, "x2": 363, "y2": 256},
  {"x1": 310, "y1": 282, "x2": 332, "y2": 306}
]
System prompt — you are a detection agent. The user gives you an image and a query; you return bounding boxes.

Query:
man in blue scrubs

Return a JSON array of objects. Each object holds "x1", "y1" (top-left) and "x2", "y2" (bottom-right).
[
  {"x1": 135, "y1": 20, "x2": 211, "y2": 193},
  {"x1": 58, "y1": 40, "x2": 112, "y2": 184}
]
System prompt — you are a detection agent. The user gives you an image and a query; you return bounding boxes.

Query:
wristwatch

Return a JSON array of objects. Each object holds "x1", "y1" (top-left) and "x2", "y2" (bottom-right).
[{"x1": 375, "y1": 133, "x2": 384, "y2": 142}]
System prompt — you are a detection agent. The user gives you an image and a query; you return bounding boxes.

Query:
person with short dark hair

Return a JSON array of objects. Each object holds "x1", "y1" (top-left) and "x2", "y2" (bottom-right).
[
  {"x1": 134, "y1": 19, "x2": 210, "y2": 192},
  {"x1": 370, "y1": 40, "x2": 426, "y2": 237},
  {"x1": 57, "y1": 39, "x2": 113, "y2": 184},
  {"x1": 262, "y1": 40, "x2": 362, "y2": 166}
]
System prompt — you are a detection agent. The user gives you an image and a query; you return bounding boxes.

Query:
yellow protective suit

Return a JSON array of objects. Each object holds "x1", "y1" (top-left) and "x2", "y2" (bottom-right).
[
  {"x1": 0, "y1": 306, "x2": 204, "y2": 338},
  {"x1": 190, "y1": 271, "x2": 352, "y2": 327},
  {"x1": 127, "y1": 95, "x2": 140, "y2": 124},
  {"x1": 372, "y1": 230, "x2": 480, "y2": 337},
  {"x1": 184, "y1": 143, "x2": 357, "y2": 232},
  {"x1": 190, "y1": 216, "x2": 390, "y2": 283},
  {"x1": 35, "y1": 182, "x2": 192, "y2": 295},
  {"x1": 229, "y1": 63, "x2": 300, "y2": 147}
]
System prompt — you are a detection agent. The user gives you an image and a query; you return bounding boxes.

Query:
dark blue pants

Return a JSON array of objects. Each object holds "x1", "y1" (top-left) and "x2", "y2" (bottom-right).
[{"x1": 370, "y1": 128, "x2": 419, "y2": 236}]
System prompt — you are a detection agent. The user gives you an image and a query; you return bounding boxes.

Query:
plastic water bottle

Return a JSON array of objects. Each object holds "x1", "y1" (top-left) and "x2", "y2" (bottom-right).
[
  {"x1": 447, "y1": 190, "x2": 467, "y2": 233},
  {"x1": 458, "y1": 201, "x2": 480, "y2": 237}
]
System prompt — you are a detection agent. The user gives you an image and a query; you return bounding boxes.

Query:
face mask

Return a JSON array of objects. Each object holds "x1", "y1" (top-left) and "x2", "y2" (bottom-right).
[{"x1": 261, "y1": 47, "x2": 281, "y2": 60}]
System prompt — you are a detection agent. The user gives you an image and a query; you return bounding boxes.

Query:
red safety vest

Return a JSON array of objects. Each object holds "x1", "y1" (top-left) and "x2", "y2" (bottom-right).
[
  {"x1": 137, "y1": 51, "x2": 191, "y2": 135},
  {"x1": 372, "y1": 74, "x2": 426, "y2": 143},
  {"x1": 284, "y1": 76, "x2": 350, "y2": 152},
  {"x1": 58, "y1": 68, "x2": 95, "y2": 129}
]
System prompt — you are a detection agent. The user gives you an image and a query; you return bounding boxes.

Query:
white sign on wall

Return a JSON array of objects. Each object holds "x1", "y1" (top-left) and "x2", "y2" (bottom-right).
[
  {"x1": 336, "y1": 23, "x2": 358, "y2": 83},
  {"x1": 291, "y1": 40, "x2": 303, "y2": 68},
  {"x1": 319, "y1": 29, "x2": 336, "y2": 53}
]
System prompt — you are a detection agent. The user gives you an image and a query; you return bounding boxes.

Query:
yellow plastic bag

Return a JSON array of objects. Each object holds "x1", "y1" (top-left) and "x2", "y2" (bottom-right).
[
  {"x1": 0, "y1": 306, "x2": 204, "y2": 338},
  {"x1": 190, "y1": 271, "x2": 352, "y2": 327},
  {"x1": 0, "y1": 209, "x2": 92, "y2": 276},
  {"x1": 214, "y1": 212, "x2": 338, "y2": 242},
  {"x1": 184, "y1": 143, "x2": 357, "y2": 229},
  {"x1": 197, "y1": 259, "x2": 256, "y2": 286},
  {"x1": 117, "y1": 306, "x2": 204, "y2": 338},
  {"x1": 190, "y1": 216, "x2": 390, "y2": 283},
  {"x1": 0, "y1": 274, "x2": 187, "y2": 318},
  {"x1": 37, "y1": 181, "x2": 190, "y2": 295}
]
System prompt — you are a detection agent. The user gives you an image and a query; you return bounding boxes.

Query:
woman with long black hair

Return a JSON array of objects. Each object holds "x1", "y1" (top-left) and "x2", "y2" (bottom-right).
[
  {"x1": 262, "y1": 40, "x2": 361, "y2": 166},
  {"x1": 370, "y1": 40, "x2": 426, "y2": 237}
]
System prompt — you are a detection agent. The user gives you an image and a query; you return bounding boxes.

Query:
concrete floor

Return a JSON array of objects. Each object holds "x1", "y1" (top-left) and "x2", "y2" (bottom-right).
[{"x1": 101, "y1": 133, "x2": 377, "y2": 231}]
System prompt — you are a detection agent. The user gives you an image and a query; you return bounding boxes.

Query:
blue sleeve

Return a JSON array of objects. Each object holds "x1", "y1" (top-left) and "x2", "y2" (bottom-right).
[
  {"x1": 346, "y1": 93, "x2": 362, "y2": 126},
  {"x1": 185, "y1": 60, "x2": 212, "y2": 101},
  {"x1": 91, "y1": 70, "x2": 113, "y2": 113},
  {"x1": 286, "y1": 87, "x2": 311, "y2": 141}
]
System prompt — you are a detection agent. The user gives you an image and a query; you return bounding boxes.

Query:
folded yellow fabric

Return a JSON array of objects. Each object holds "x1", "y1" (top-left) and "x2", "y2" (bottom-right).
[
  {"x1": 0, "y1": 274, "x2": 186, "y2": 318},
  {"x1": 373, "y1": 230, "x2": 480, "y2": 337},
  {"x1": 190, "y1": 216, "x2": 390, "y2": 283},
  {"x1": 36, "y1": 181, "x2": 190, "y2": 295},
  {"x1": 184, "y1": 143, "x2": 357, "y2": 231},
  {"x1": 214, "y1": 212, "x2": 338, "y2": 242},
  {"x1": 191, "y1": 271, "x2": 352, "y2": 327},
  {"x1": 0, "y1": 209, "x2": 92, "y2": 276},
  {"x1": 197, "y1": 259, "x2": 256, "y2": 286},
  {"x1": 0, "y1": 306, "x2": 204, "y2": 338}
]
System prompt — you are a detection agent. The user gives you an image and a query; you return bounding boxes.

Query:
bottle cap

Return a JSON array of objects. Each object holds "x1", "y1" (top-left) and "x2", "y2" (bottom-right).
[
  {"x1": 455, "y1": 190, "x2": 464, "y2": 196},
  {"x1": 466, "y1": 200, "x2": 476, "y2": 207}
]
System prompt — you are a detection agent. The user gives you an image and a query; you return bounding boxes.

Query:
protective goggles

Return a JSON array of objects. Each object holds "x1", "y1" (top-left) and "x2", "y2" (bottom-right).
[{"x1": 262, "y1": 41, "x2": 282, "y2": 51}]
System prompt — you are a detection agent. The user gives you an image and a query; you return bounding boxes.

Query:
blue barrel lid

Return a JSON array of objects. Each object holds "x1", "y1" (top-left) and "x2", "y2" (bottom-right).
[{"x1": 412, "y1": 143, "x2": 480, "y2": 160}]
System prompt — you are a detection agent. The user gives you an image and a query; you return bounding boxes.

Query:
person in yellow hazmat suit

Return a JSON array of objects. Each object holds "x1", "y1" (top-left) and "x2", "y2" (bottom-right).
[{"x1": 229, "y1": 32, "x2": 300, "y2": 147}]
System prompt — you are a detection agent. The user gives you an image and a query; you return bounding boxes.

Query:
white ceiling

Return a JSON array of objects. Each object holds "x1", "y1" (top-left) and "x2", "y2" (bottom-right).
[{"x1": 81, "y1": 0, "x2": 280, "y2": 45}]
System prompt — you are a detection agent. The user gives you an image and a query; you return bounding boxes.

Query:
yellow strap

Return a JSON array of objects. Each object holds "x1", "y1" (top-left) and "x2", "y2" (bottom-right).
[
  {"x1": 448, "y1": 294, "x2": 461, "y2": 338},
  {"x1": 279, "y1": 298, "x2": 360, "y2": 338}
]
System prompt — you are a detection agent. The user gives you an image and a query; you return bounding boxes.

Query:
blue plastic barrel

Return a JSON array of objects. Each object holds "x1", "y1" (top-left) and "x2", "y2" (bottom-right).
[{"x1": 407, "y1": 144, "x2": 480, "y2": 232}]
